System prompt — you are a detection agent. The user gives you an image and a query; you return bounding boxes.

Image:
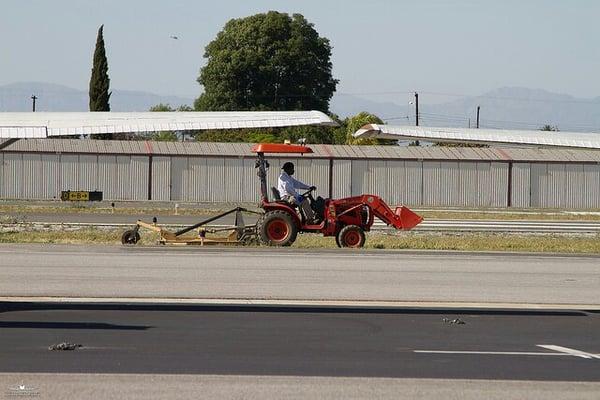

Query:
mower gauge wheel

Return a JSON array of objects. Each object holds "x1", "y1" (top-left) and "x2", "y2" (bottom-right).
[{"x1": 121, "y1": 229, "x2": 140, "y2": 245}]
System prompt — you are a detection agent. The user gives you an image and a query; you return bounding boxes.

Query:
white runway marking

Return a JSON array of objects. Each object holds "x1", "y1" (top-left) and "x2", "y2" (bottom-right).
[
  {"x1": 414, "y1": 345, "x2": 600, "y2": 359},
  {"x1": 537, "y1": 345, "x2": 600, "y2": 359}
]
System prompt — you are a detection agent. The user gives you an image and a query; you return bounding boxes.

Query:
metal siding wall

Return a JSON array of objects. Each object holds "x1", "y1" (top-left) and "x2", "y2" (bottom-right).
[
  {"x1": 115, "y1": 156, "x2": 132, "y2": 200},
  {"x1": 3, "y1": 150, "x2": 597, "y2": 208},
  {"x1": 2, "y1": 153, "x2": 22, "y2": 198},
  {"x1": 182, "y1": 157, "x2": 198, "y2": 202},
  {"x1": 564, "y1": 164, "x2": 585, "y2": 208},
  {"x1": 151, "y1": 157, "x2": 171, "y2": 201},
  {"x1": 77, "y1": 155, "x2": 98, "y2": 192},
  {"x1": 130, "y1": 156, "x2": 148, "y2": 200},
  {"x1": 423, "y1": 161, "x2": 461, "y2": 207},
  {"x1": 475, "y1": 163, "x2": 492, "y2": 207},
  {"x1": 60, "y1": 155, "x2": 79, "y2": 194},
  {"x1": 404, "y1": 161, "x2": 422, "y2": 206},
  {"x1": 530, "y1": 163, "x2": 547, "y2": 208},
  {"x1": 170, "y1": 157, "x2": 186, "y2": 201},
  {"x1": 511, "y1": 163, "x2": 531, "y2": 208},
  {"x1": 242, "y1": 158, "x2": 260, "y2": 202},
  {"x1": 546, "y1": 164, "x2": 564, "y2": 208},
  {"x1": 206, "y1": 157, "x2": 225, "y2": 202},
  {"x1": 583, "y1": 164, "x2": 600, "y2": 208},
  {"x1": 41, "y1": 154, "x2": 60, "y2": 200},
  {"x1": 366, "y1": 160, "x2": 387, "y2": 199},
  {"x1": 332, "y1": 159, "x2": 351, "y2": 199},
  {"x1": 304, "y1": 158, "x2": 329, "y2": 200},
  {"x1": 422, "y1": 161, "x2": 440, "y2": 206},
  {"x1": 459, "y1": 162, "x2": 478, "y2": 206},
  {"x1": 443, "y1": 162, "x2": 462, "y2": 206},
  {"x1": 490, "y1": 162, "x2": 509, "y2": 207},
  {"x1": 386, "y1": 160, "x2": 405, "y2": 205},
  {"x1": 97, "y1": 155, "x2": 117, "y2": 200},
  {"x1": 22, "y1": 154, "x2": 42, "y2": 199},
  {"x1": 351, "y1": 160, "x2": 367, "y2": 196},
  {"x1": 224, "y1": 158, "x2": 244, "y2": 203}
]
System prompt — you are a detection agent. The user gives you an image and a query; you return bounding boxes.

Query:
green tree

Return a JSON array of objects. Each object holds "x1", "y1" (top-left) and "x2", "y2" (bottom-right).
[
  {"x1": 280, "y1": 114, "x2": 345, "y2": 144},
  {"x1": 345, "y1": 112, "x2": 395, "y2": 145},
  {"x1": 540, "y1": 124, "x2": 559, "y2": 131},
  {"x1": 195, "y1": 129, "x2": 266, "y2": 143},
  {"x1": 89, "y1": 25, "x2": 112, "y2": 139},
  {"x1": 148, "y1": 103, "x2": 195, "y2": 141},
  {"x1": 195, "y1": 11, "x2": 338, "y2": 112}
]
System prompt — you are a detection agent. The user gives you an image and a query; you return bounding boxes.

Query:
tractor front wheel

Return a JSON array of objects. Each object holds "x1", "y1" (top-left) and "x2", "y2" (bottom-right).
[
  {"x1": 336, "y1": 225, "x2": 365, "y2": 248},
  {"x1": 258, "y1": 211, "x2": 298, "y2": 247}
]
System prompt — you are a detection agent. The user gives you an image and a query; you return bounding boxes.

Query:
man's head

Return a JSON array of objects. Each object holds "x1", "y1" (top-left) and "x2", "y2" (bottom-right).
[{"x1": 282, "y1": 162, "x2": 294, "y2": 176}]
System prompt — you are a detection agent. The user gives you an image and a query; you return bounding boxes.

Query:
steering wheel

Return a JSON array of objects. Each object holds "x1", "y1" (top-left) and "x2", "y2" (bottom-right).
[{"x1": 300, "y1": 187, "x2": 316, "y2": 199}]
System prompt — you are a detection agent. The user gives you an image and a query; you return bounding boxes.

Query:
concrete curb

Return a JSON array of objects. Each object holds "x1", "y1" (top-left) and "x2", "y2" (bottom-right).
[{"x1": 2, "y1": 297, "x2": 599, "y2": 311}]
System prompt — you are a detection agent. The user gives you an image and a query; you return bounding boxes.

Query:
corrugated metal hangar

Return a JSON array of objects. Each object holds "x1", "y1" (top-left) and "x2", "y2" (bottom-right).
[{"x1": 1, "y1": 139, "x2": 599, "y2": 208}]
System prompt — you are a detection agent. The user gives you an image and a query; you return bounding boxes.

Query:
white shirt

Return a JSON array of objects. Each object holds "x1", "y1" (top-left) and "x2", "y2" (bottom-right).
[{"x1": 277, "y1": 171, "x2": 310, "y2": 200}]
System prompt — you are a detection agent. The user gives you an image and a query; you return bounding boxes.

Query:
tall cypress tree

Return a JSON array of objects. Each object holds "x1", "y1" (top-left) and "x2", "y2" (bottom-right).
[{"x1": 89, "y1": 25, "x2": 111, "y2": 138}]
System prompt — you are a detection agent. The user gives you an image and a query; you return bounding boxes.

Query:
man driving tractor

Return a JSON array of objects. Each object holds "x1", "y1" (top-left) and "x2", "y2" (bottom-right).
[{"x1": 278, "y1": 162, "x2": 319, "y2": 224}]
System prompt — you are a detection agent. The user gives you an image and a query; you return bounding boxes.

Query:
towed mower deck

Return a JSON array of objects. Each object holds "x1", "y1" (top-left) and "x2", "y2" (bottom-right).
[{"x1": 121, "y1": 207, "x2": 261, "y2": 246}]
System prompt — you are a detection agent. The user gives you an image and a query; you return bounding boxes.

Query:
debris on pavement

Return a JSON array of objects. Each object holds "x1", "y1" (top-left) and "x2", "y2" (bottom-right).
[
  {"x1": 442, "y1": 318, "x2": 466, "y2": 325},
  {"x1": 48, "y1": 342, "x2": 82, "y2": 351}
]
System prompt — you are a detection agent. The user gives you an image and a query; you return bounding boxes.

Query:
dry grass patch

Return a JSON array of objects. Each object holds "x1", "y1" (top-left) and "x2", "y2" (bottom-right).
[
  {"x1": 295, "y1": 232, "x2": 600, "y2": 253},
  {"x1": 1, "y1": 229, "x2": 599, "y2": 254}
]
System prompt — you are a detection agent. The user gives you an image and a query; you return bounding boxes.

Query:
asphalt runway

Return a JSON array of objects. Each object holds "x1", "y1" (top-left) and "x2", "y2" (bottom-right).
[
  {"x1": 0, "y1": 303, "x2": 599, "y2": 381},
  {"x1": 1, "y1": 245, "x2": 599, "y2": 398},
  {"x1": 0, "y1": 244, "x2": 599, "y2": 305}
]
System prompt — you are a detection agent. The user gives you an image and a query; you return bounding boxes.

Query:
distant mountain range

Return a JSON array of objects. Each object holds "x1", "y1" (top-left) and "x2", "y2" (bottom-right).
[
  {"x1": 0, "y1": 82, "x2": 193, "y2": 113},
  {"x1": 2, "y1": 82, "x2": 599, "y2": 132},
  {"x1": 331, "y1": 88, "x2": 600, "y2": 132}
]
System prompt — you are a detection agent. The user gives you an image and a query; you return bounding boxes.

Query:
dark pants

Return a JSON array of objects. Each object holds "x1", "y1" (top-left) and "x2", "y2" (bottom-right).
[{"x1": 282, "y1": 195, "x2": 315, "y2": 222}]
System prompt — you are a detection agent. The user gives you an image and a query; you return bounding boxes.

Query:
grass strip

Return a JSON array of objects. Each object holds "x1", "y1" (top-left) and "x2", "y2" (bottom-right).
[{"x1": 1, "y1": 229, "x2": 598, "y2": 253}]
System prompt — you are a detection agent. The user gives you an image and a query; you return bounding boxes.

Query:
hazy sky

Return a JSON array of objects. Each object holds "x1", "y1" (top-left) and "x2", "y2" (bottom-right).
[{"x1": 2, "y1": 0, "x2": 599, "y2": 102}]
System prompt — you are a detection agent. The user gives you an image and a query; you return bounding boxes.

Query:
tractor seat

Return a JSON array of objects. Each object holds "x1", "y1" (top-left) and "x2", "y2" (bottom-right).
[{"x1": 271, "y1": 187, "x2": 282, "y2": 201}]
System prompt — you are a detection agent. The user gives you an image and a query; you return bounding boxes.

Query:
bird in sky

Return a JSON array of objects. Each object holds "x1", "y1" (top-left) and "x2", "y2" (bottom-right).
[{"x1": 170, "y1": 35, "x2": 179, "y2": 40}]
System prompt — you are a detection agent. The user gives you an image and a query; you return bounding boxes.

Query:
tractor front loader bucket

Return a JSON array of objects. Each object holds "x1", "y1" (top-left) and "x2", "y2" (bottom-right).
[
  {"x1": 394, "y1": 206, "x2": 423, "y2": 230},
  {"x1": 358, "y1": 195, "x2": 423, "y2": 230}
]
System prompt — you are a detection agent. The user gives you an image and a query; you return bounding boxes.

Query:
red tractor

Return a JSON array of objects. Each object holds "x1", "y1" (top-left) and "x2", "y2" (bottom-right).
[
  {"x1": 122, "y1": 143, "x2": 422, "y2": 247},
  {"x1": 253, "y1": 143, "x2": 423, "y2": 248}
]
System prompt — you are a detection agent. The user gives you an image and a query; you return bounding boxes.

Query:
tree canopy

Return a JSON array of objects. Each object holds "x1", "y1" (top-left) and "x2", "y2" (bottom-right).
[
  {"x1": 89, "y1": 25, "x2": 111, "y2": 112},
  {"x1": 540, "y1": 124, "x2": 559, "y2": 131},
  {"x1": 195, "y1": 11, "x2": 338, "y2": 112},
  {"x1": 89, "y1": 25, "x2": 112, "y2": 139},
  {"x1": 344, "y1": 112, "x2": 395, "y2": 145},
  {"x1": 148, "y1": 103, "x2": 194, "y2": 141}
]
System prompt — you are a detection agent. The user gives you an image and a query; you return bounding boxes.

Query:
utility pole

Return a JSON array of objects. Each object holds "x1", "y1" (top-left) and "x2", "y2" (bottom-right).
[
  {"x1": 414, "y1": 92, "x2": 419, "y2": 146},
  {"x1": 31, "y1": 95, "x2": 37, "y2": 112},
  {"x1": 476, "y1": 105, "x2": 480, "y2": 129},
  {"x1": 414, "y1": 92, "x2": 419, "y2": 126}
]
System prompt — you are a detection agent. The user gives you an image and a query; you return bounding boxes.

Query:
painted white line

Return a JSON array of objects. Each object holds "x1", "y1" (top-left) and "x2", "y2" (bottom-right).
[
  {"x1": 413, "y1": 350, "x2": 567, "y2": 356},
  {"x1": 414, "y1": 345, "x2": 600, "y2": 359},
  {"x1": 537, "y1": 345, "x2": 600, "y2": 359}
]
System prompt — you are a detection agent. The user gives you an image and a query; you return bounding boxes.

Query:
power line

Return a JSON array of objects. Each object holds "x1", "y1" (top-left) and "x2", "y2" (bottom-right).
[{"x1": 338, "y1": 89, "x2": 600, "y2": 105}]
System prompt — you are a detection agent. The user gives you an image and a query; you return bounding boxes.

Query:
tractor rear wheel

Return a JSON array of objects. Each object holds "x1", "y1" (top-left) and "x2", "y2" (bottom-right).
[
  {"x1": 258, "y1": 211, "x2": 298, "y2": 246},
  {"x1": 336, "y1": 225, "x2": 365, "y2": 248},
  {"x1": 121, "y1": 229, "x2": 140, "y2": 245}
]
